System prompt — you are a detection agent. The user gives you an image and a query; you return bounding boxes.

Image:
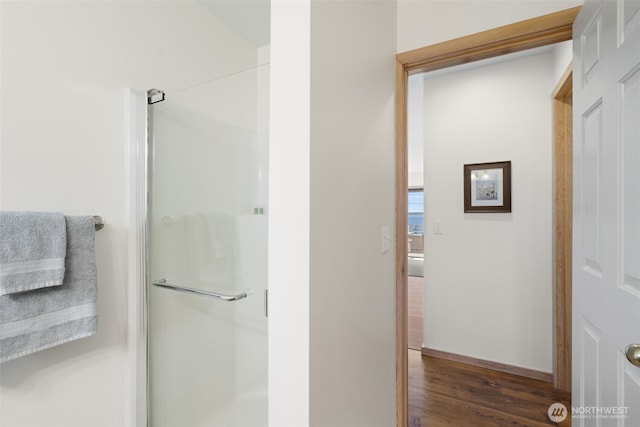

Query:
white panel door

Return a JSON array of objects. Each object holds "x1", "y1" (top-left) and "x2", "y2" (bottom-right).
[{"x1": 573, "y1": 0, "x2": 640, "y2": 425}]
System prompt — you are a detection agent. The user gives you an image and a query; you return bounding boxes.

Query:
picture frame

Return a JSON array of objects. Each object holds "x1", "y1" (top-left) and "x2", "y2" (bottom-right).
[{"x1": 463, "y1": 161, "x2": 512, "y2": 213}]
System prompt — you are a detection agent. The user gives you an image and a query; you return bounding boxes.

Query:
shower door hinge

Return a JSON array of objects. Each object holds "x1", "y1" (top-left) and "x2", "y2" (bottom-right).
[
  {"x1": 264, "y1": 289, "x2": 268, "y2": 318},
  {"x1": 147, "y1": 88, "x2": 165, "y2": 104}
]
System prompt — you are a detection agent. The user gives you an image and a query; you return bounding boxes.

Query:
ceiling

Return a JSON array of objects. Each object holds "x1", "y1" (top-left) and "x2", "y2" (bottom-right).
[{"x1": 197, "y1": 0, "x2": 270, "y2": 47}]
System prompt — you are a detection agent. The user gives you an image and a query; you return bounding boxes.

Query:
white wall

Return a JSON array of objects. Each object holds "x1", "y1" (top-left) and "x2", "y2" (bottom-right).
[
  {"x1": 407, "y1": 39, "x2": 574, "y2": 189},
  {"x1": 421, "y1": 48, "x2": 557, "y2": 373},
  {"x1": 270, "y1": 2, "x2": 398, "y2": 425},
  {"x1": 0, "y1": 2, "x2": 257, "y2": 426},
  {"x1": 269, "y1": 1, "x2": 310, "y2": 426},
  {"x1": 397, "y1": 0, "x2": 583, "y2": 53},
  {"x1": 408, "y1": 74, "x2": 424, "y2": 188},
  {"x1": 309, "y1": 1, "x2": 397, "y2": 426},
  {"x1": 553, "y1": 40, "x2": 573, "y2": 83}
]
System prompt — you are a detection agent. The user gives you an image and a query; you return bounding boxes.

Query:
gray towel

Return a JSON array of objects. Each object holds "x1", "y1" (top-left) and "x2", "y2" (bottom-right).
[
  {"x1": 0, "y1": 216, "x2": 97, "y2": 363},
  {"x1": 0, "y1": 211, "x2": 67, "y2": 295}
]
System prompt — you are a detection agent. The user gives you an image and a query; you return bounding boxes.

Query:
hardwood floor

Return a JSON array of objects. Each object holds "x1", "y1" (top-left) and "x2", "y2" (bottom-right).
[
  {"x1": 408, "y1": 275, "x2": 423, "y2": 351},
  {"x1": 408, "y1": 350, "x2": 572, "y2": 426}
]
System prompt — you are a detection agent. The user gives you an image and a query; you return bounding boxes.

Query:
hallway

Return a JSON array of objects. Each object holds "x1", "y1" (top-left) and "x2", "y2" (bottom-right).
[
  {"x1": 407, "y1": 276, "x2": 571, "y2": 426},
  {"x1": 408, "y1": 350, "x2": 571, "y2": 426}
]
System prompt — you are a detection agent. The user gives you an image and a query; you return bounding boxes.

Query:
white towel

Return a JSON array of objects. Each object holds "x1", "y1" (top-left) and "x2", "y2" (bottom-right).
[
  {"x1": 181, "y1": 213, "x2": 236, "y2": 284},
  {"x1": 201, "y1": 213, "x2": 235, "y2": 258},
  {"x1": 0, "y1": 211, "x2": 66, "y2": 295}
]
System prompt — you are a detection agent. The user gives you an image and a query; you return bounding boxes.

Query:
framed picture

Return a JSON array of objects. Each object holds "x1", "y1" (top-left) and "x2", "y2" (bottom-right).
[{"x1": 463, "y1": 161, "x2": 511, "y2": 213}]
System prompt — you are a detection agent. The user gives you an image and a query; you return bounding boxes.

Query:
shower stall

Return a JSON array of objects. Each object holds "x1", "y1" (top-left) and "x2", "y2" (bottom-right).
[{"x1": 146, "y1": 62, "x2": 269, "y2": 427}]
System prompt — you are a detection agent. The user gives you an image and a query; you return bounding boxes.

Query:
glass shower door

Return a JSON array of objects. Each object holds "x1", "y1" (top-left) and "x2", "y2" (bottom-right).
[{"x1": 147, "y1": 64, "x2": 268, "y2": 427}]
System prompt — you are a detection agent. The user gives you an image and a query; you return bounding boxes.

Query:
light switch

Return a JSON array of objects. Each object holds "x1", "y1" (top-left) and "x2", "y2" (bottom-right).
[
  {"x1": 381, "y1": 226, "x2": 391, "y2": 253},
  {"x1": 434, "y1": 220, "x2": 444, "y2": 235}
]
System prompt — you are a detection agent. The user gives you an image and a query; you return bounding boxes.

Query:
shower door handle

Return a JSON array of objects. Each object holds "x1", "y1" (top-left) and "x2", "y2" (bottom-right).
[{"x1": 152, "y1": 278, "x2": 249, "y2": 302}]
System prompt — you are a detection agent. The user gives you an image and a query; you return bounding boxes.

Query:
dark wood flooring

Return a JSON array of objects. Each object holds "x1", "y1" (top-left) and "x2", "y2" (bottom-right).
[{"x1": 408, "y1": 350, "x2": 572, "y2": 426}]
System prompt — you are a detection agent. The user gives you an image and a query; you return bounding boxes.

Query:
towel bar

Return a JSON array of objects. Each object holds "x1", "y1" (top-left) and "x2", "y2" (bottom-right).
[
  {"x1": 152, "y1": 278, "x2": 249, "y2": 302},
  {"x1": 93, "y1": 215, "x2": 105, "y2": 231}
]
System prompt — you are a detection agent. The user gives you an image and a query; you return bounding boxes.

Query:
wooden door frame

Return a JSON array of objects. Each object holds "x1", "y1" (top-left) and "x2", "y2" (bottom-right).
[
  {"x1": 395, "y1": 7, "x2": 580, "y2": 426},
  {"x1": 552, "y1": 64, "x2": 573, "y2": 393}
]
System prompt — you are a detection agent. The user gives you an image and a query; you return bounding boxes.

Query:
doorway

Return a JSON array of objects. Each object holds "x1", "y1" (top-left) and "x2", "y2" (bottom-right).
[{"x1": 395, "y1": 7, "x2": 580, "y2": 426}]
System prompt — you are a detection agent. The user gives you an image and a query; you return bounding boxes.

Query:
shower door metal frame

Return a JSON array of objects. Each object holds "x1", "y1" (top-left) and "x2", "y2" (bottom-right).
[{"x1": 126, "y1": 88, "x2": 150, "y2": 427}]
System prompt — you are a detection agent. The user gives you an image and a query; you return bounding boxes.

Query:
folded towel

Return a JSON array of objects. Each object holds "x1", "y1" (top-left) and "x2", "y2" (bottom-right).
[
  {"x1": 184, "y1": 214, "x2": 215, "y2": 282},
  {"x1": 0, "y1": 216, "x2": 98, "y2": 363},
  {"x1": 0, "y1": 211, "x2": 67, "y2": 295},
  {"x1": 201, "y1": 213, "x2": 235, "y2": 258},
  {"x1": 180, "y1": 214, "x2": 235, "y2": 283}
]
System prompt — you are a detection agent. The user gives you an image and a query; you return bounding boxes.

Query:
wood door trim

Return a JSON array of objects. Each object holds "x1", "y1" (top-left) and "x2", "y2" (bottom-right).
[
  {"x1": 395, "y1": 7, "x2": 580, "y2": 426},
  {"x1": 395, "y1": 59, "x2": 409, "y2": 427},
  {"x1": 397, "y1": 6, "x2": 580, "y2": 74},
  {"x1": 552, "y1": 65, "x2": 573, "y2": 392},
  {"x1": 421, "y1": 347, "x2": 553, "y2": 383}
]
